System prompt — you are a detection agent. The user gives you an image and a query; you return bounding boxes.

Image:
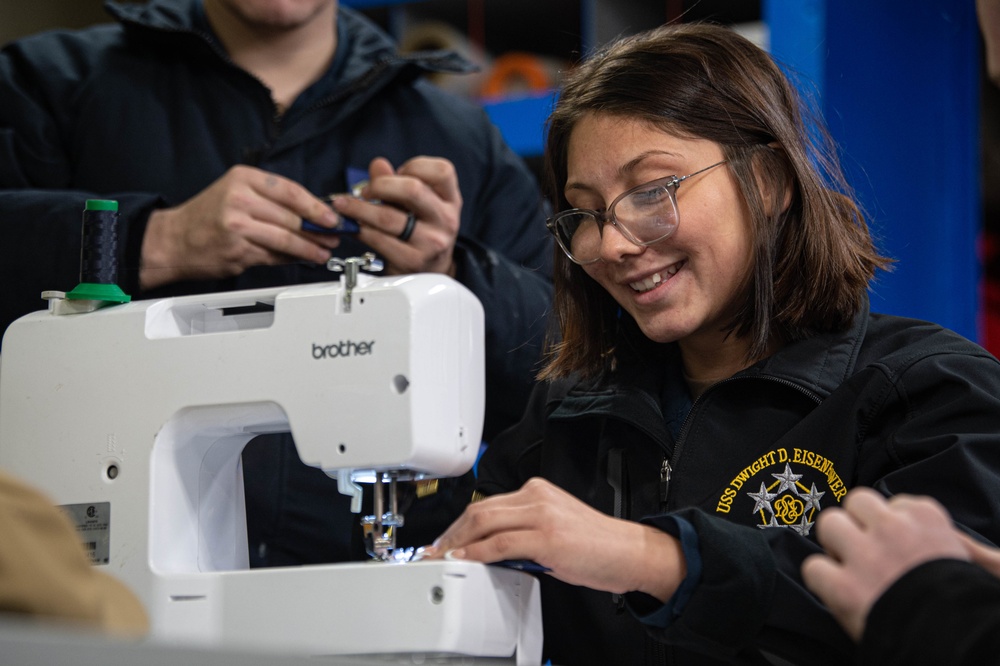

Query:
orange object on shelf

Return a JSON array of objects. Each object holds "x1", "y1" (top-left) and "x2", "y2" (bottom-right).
[{"x1": 480, "y1": 52, "x2": 552, "y2": 99}]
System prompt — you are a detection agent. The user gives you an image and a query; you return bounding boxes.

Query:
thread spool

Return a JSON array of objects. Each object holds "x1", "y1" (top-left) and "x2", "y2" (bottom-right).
[
  {"x1": 80, "y1": 199, "x2": 119, "y2": 285},
  {"x1": 63, "y1": 199, "x2": 130, "y2": 305}
]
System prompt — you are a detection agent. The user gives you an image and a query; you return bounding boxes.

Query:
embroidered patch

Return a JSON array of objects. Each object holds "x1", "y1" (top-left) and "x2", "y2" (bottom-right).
[{"x1": 715, "y1": 448, "x2": 848, "y2": 536}]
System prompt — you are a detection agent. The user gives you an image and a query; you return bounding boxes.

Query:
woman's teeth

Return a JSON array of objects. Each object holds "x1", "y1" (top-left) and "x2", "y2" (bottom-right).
[{"x1": 630, "y1": 264, "x2": 680, "y2": 292}]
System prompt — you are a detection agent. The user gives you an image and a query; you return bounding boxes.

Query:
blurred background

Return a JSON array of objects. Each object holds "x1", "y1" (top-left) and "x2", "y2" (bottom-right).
[{"x1": 2, "y1": 0, "x2": 993, "y2": 355}]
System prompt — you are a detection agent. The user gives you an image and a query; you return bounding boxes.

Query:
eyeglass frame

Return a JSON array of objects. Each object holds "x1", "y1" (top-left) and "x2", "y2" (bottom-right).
[{"x1": 546, "y1": 160, "x2": 728, "y2": 265}]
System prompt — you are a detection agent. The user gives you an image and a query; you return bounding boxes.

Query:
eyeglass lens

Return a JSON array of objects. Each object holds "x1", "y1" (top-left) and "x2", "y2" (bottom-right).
[{"x1": 559, "y1": 181, "x2": 679, "y2": 263}]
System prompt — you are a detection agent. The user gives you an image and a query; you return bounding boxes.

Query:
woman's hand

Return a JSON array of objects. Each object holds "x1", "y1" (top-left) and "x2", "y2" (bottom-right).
[{"x1": 427, "y1": 477, "x2": 686, "y2": 602}]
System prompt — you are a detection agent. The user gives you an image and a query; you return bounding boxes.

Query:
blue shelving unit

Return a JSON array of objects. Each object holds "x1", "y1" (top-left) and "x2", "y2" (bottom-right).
[
  {"x1": 767, "y1": 0, "x2": 981, "y2": 342},
  {"x1": 481, "y1": 91, "x2": 557, "y2": 157}
]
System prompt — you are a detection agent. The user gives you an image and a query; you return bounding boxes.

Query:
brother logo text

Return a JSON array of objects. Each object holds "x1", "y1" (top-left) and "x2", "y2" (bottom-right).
[{"x1": 312, "y1": 340, "x2": 375, "y2": 359}]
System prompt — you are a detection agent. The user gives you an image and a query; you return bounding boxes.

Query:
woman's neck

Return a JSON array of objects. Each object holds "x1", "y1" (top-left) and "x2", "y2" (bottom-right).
[{"x1": 679, "y1": 333, "x2": 780, "y2": 398}]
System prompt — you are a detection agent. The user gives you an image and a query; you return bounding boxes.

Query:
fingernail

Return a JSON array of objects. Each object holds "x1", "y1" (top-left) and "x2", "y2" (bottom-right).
[
  {"x1": 444, "y1": 548, "x2": 466, "y2": 561},
  {"x1": 321, "y1": 210, "x2": 339, "y2": 225}
]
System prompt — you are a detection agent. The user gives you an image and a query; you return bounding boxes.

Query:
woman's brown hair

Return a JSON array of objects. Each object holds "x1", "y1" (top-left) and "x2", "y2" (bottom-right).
[{"x1": 539, "y1": 22, "x2": 891, "y2": 380}]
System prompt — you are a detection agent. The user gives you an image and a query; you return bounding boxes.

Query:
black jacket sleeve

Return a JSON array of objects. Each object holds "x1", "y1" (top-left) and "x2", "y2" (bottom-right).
[
  {"x1": 449, "y1": 110, "x2": 553, "y2": 441},
  {"x1": 0, "y1": 31, "x2": 164, "y2": 335},
  {"x1": 860, "y1": 343, "x2": 1000, "y2": 544},
  {"x1": 474, "y1": 378, "x2": 554, "y2": 492},
  {"x1": 861, "y1": 559, "x2": 1000, "y2": 666}
]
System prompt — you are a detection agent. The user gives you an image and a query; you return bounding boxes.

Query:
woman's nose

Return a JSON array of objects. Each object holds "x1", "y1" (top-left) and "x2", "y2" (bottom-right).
[{"x1": 598, "y1": 222, "x2": 644, "y2": 263}]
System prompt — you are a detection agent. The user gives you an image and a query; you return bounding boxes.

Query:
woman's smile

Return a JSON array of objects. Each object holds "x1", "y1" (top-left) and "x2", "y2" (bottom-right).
[{"x1": 628, "y1": 260, "x2": 685, "y2": 293}]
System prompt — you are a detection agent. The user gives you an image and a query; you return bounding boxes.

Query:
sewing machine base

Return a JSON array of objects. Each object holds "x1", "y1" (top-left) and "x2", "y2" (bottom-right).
[{"x1": 150, "y1": 560, "x2": 542, "y2": 665}]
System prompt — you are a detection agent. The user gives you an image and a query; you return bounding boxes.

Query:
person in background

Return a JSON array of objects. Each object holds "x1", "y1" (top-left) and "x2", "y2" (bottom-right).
[
  {"x1": 801, "y1": 487, "x2": 1000, "y2": 665},
  {"x1": 427, "y1": 21, "x2": 1000, "y2": 665},
  {"x1": 0, "y1": 0, "x2": 552, "y2": 564},
  {"x1": 979, "y1": 0, "x2": 1000, "y2": 86}
]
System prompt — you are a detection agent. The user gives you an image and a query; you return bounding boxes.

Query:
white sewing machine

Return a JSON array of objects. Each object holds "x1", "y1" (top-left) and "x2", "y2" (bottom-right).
[{"x1": 0, "y1": 262, "x2": 542, "y2": 664}]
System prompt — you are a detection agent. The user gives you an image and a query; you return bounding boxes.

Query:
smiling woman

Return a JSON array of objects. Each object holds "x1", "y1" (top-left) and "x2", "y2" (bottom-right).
[
  {"x1": 541, "y1": 25, "x2": 889, "y2": 382},
  {"x1": 427, "y1": 21, "x2": 1000, "y2": 666},
  {"x1": 566, "y1": 122, "x2": 749, "y2": 372}
]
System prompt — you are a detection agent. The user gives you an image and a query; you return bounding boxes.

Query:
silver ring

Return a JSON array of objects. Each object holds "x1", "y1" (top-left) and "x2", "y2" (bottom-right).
[{"x1": 398, "y1": 212, "x2": 417, "y2": 242}]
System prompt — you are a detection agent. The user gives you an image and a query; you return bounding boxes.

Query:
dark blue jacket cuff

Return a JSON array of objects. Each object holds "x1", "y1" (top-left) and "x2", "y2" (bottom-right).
[{"x1": 626, "y1": 514, "x2": 702, "y2": 628}]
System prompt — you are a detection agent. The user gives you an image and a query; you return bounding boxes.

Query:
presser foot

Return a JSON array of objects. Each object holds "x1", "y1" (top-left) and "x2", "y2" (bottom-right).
[
  {"x1": 362, "y1": 471, "x2": 410, "y2": 561},
  {"x1": 361, "y1": 512, "x2": 404, "y2": 561}
]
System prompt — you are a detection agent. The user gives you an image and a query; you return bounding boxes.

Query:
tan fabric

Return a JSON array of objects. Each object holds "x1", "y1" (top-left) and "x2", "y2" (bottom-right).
[{"x1": 0, "y1": 470, "x2": 148, "y2": 637}]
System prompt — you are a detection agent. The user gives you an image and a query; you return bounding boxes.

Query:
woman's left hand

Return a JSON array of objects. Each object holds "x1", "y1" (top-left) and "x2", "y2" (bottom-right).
[{"x1": 427, "y1": 477, "x2": 686, "y2": 601}]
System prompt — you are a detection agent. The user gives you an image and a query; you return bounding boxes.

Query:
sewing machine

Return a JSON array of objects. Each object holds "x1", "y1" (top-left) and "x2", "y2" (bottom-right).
[{"x1": 0, "y1": 264, "x2": 542, "y2": 664}]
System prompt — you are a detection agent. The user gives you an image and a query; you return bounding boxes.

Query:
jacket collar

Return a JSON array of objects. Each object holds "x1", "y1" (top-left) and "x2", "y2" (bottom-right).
[
  {"x1": 550, "y1": 298, "x2": 872, "y2": 425},
  {"x1": 104, "y1": 0, "x2": 478, "y2": 148},
  {"x1": 744, "y1": 297, "x2": 870, "y2": 398}
]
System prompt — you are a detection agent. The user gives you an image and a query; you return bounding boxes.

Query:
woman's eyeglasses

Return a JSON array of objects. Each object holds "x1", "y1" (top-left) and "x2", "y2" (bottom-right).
[{"x1": 546, "y1": 161, "x2": 727, "y2": 265}]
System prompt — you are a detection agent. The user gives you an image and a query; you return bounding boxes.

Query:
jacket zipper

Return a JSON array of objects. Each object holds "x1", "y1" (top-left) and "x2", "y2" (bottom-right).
[
  {"x1": 659, "y1": 457, "x2": 672, "y2": 512},
  {"x1": 662, "y1": 375, "x2": 822, "y2": 510},
  {"x1": 127, "y1": 19, "x2": 286, "y2": 138},
  {"x1": 650, "y1": 375, "x2": 821, "y2": 665}
]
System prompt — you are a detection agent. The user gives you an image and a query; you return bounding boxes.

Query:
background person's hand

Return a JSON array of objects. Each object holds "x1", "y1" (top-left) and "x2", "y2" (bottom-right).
[
  {"x1": 426, "y1": 477, "x2": 687, "y2": 602},
  {"x1": 801, "y1": 487, "x2": 972, "y2": 641},
  {"x1": 330, "y1": 156, "x2": 462, "y2": 277},
  {"x1": 140, "y1": 165, "x2": 341, "y2": 289},
  {"x1": 960, "y1": 530, "x2": 1000, "y2": 578}
]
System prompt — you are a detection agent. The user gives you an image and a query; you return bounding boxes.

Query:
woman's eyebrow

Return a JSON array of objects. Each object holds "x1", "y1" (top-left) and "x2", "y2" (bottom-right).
[
  {"x1": 563, "y1": 180, "x2": 595, "y2": 195},
  {"x1": 618, "y1": 150, "x2": 682, "y2": 176},
  {"x1": 565, "y1": 150, "x2": 684, "y2": 194}
]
